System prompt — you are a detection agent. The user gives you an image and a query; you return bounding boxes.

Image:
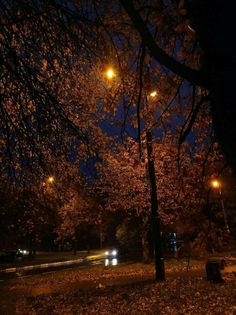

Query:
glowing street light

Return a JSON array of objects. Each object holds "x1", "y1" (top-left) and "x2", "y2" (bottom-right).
[
  {"x1": 47, "y1": 176, "x2": 55, "y2": 184},
  {"x1": 105, "y1": 67, "x2": 115, "y2": 80},
  {"x1": 211, "y1": 179, "x2": 221, "y2": 189},
  {"x1": 149, "y1": 90, "x2": 158, "y2": 98}
]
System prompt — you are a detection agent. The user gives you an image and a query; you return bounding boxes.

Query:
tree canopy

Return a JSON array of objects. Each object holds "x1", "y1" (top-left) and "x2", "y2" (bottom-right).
[
  {"x1": 1, "y1": 0, "x2": 236, "y2": 175},
  {"x1": 1, "y1": 1, "x2": 235, "y2": 254}
]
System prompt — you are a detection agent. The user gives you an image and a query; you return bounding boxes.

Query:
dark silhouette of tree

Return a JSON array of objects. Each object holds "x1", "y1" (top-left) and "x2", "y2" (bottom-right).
[
  {"x1": 119, "y1": 0, "x2": 236, "y2": 172},
  {"x1": 2, "y1": 1, "x2": 235, "y2": 174},
  {"x1": 0, "y1": 1, "x2": 119, "y2": 178}
]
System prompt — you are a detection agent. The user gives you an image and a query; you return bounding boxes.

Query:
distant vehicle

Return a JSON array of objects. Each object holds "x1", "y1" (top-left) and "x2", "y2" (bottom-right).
[
  {"x1": 18, "y1": 249, "x2": 29, "y2": 256},
  {"x1": 0, "y1": 249, "x2": 28, "y2": 263},
  {"x1": 104, "y1": 249, "x2": 118, "y2": 266},
  {"x1": 104, "y1": 249, "x2": 118, "y2": 259}
]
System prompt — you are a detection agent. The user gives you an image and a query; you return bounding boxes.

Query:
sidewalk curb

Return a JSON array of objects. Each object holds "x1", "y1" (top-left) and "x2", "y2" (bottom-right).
[{"x1": 0, "y1": 254, "x2": 103, "y2": 275}]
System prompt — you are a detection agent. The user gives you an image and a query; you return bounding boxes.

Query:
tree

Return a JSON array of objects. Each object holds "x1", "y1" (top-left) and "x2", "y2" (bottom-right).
[
  {"x1": 0, "y1": 1, "x2": 127, "y2": 178},
  {"x1": 119, "y1": 0, "x2": 236, "y2": 172},
  {"x1": 1, "y1": 0, "x2": 235, "y2": 265},
  {"x1": 95, "y1": 123, "x2": 230, "y2": 256},
  {"x1": 1, "y1": 1, "x2": 236, "y2": 175},
  {"x1": 56, "y1": 187, "x2": 100, "y2": 248},
  {"x1": 116, "y1": 217, "x2": 143, "y2": 251},
  {"x1": 0, "y1": 178, "x2": 58, "y2": 251}
]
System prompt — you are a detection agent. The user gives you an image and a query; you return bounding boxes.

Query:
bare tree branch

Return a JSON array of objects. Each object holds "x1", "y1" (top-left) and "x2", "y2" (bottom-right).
[{"x1": 119, "y1": 0, "x2": 209, "y2": 88}]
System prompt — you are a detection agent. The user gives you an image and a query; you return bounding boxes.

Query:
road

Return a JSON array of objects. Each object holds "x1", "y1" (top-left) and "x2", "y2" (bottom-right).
[{"x1": 0, "y1": 250, "x2": 128, "y2": 281}]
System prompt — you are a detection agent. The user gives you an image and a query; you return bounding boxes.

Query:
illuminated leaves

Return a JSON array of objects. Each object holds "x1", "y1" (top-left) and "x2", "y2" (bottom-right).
[{"x1": 3, "y1": 261, "x2": 235, "y2": 314}]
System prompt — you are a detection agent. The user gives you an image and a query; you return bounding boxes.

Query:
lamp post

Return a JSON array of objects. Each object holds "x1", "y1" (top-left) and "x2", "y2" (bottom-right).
[
  {"x1": 210, "y1": 179, "x2": 230, "y2": 233},
  {"x1": 104, "y1": 68, "x2": 165, "y2": 279},
  {"x1": 146, "y1": 129, "x2": 165, "y2": 281},
  {"x1": 145, "y1": 90, "x2": 165, "y2": 281}
]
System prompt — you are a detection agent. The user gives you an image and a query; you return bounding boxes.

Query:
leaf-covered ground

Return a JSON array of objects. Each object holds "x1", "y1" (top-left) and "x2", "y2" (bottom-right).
[{"x1": 0, "y1": 260, "x2": 235, "y2": 315}]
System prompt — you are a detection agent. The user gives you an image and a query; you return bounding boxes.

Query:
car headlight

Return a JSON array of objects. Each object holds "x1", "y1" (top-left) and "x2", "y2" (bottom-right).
[
  {"x1": 112, "y1": 250, "x2": 117, "y2": 256},
  {"x1": 18, "y1": 249, "x2": 28, "y2": 255},
  {"x1": 105, "y1": 251, "x2": 109, "y2": 256}
]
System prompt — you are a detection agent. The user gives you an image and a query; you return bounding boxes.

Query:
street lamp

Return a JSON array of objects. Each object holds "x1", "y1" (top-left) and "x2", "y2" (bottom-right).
[
  {"x1": 210, "y1": 179, "x2": 230, "y2": 233},
  {"x1": 105, "y1": 67, "x2": 115, "y2": 80},
  {"x1": 47, "y1": 176, "x2": 55, "y2": 184},
  {"x1": 211, "y1": 179, "x2": 221, "y2": 189},
  {"x1": 42, "y1": 176, "x2": 55, "y2": 187},
  {"x1": 104, "y1": 69, "x2": 164, "y2": 280},
  {"x1": 149, "y1": 90, "x2": 158, "y2": 99},
  {"x1": 145, "y1": 89, "x2": 165, "y2": 281}
]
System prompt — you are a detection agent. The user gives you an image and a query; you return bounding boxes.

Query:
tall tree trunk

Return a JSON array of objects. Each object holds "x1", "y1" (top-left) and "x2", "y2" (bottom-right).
[
  {"x1": 187, "y1": 0, "x2": 236, "y2": 172},
  {"x1": 141, "y1": 229, "x2": 151, "y2": 263}
]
